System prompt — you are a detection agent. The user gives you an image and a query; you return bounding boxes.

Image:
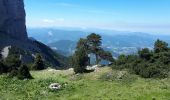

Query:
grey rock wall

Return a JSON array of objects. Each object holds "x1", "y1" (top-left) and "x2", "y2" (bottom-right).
[
  {"x1": 0, "y1": 0, "x2": 67, "y2": 68},
  {"x1": 0, "y1": 0, "x2": 27, "y2": 39}
]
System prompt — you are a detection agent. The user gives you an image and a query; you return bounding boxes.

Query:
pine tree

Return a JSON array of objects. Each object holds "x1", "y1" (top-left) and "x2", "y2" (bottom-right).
[
  {"x1": 72, "y1": 48, "x2": 88, "y2": 73},
  {"x1": 32, "y1": 54, "x2": 44, "y2": 70},
  {"x1": 72, "y1": 39, "x2": 89, "y2": 73},
  {"x1": 87, "y1": 33, "x2": 102, "y2": 64},
  {"x1": 154, "y1": 39, "x2": 168, "y2": 53}
]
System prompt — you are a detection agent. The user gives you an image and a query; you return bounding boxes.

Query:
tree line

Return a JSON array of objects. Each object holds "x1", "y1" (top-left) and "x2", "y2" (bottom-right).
[{"x1": 112, "y1": 39, "x2": 170, "y2": 78}]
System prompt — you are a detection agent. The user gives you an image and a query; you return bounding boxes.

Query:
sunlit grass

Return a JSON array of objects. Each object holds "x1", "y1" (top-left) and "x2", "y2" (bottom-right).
[{"x1": 0, "y1": 67, "x2": 170, "y2": 100}]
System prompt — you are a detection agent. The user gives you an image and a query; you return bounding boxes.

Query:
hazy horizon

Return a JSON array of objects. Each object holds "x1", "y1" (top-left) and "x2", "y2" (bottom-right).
[{"x1": 25, "y1": 0, "x2": 170, "y2": 35}]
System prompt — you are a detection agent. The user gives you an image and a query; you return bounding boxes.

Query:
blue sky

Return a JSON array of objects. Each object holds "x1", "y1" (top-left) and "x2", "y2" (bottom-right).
[{"x1": 25, "y1": 0, "x2": 170, "y2": 34}]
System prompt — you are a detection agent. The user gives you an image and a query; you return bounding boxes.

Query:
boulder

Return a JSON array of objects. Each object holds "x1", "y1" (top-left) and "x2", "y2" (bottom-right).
[
  {"x1": 49, "y1": 83, "x2": 62, "y2": 90},
  {"x1": 86, "y1": 65, "x2": 101, "y2": 71}
]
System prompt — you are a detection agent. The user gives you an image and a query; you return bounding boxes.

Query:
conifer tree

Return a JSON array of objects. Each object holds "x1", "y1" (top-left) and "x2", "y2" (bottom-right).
[
  {"x1": 17, "y1": 64, "x2": 32, "y2": 80},
  {"x1": 154, "y1": 39, "x2": 168, "y2": 53},
  {"x1": 87, "y1": 33, "x2": 102, "y2": 64},
  {"x1": 72, "y1": 38, "x2": 89, "y2": 73},
  {"x1": 32, "y1": 54, "x2": 44, "y2": 70}
]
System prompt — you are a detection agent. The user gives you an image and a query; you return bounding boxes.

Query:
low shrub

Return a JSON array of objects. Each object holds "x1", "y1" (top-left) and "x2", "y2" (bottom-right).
[
  {"x1": 112, "y1": 40, "x2": 170, "y2": 78},
  {"x1": 17, "y1": 64, "x2": 33, "y2": 80}
]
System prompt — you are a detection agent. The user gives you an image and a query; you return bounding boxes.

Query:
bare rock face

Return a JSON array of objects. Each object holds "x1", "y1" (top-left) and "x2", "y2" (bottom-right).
[
  {"x1": 0, "y1": 0, "x2": 67, "y2": 68},
  {"x1": 0, "y1": 0, "x2": 27, "y2": 39}
]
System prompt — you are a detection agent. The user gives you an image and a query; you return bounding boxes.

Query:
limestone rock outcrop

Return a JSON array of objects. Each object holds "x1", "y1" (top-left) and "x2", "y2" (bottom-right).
[
  {"x1": 0, "y1": 0, "x2": 68, "y2": 68},
  {"x1": 0, "y1": 0, "x2": 27, "y2": 40}
]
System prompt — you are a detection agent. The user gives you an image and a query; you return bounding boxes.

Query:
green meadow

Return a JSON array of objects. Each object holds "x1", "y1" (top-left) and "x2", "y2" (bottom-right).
[{"x1": 0, "y1": 67, "x2": 170, "y2": 100}]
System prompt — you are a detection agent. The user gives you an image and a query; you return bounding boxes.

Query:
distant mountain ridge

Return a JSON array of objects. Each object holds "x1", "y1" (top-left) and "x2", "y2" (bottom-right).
[
  {"x1": 48, "y1": 40, "x2": 76, "y2": 56},
  {"x1": 28, "y1": 28, "x2": 170, "y2": 47},
  {"x1": 28, "y1": 28, "x2": 170, "y2": 57},
  {"x1": 28, "y1": 28, "x2": 88, "y2": 44}
]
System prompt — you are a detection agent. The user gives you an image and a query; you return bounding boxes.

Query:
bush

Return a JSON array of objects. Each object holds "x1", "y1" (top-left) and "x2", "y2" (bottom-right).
[
  {"x1": 4, "y1": 54, "x2": 21, "y2": 72},
  {"x1": 112, "y1": 40, "x2": 170, "y2": 78},
  {"x1": 113, "y1": 55, "x2": 138, "y2": 70},
  {"x1": 116, "y1": 54, "x2": 127, "y2": 65},
  {"x1": 131, "y1": 61, "x2": 167, "y2": 78},
  {"x1": 0, "y1": 61, "x2": 7, "y2": 74},
  {"x1": 9, "y1": 69, "x2": 18, "y2": 78},
  {"x1": 2, "y1": 48, "x2": 33, "y2": 80},
  {"x1": 32, "y1": 54, "x2": 45, "y2": 70},
  {"x1": 138, "y1": 48, "x2": 152, "y2": 60},
  {"x1": 17, "y1": 64, "x2": 33, "y2": 80}
]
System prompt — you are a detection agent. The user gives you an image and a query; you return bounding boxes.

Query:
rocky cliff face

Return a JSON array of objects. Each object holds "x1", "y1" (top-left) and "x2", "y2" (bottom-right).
[
  {"x1": 0, "y1": 0, "x2": 68, "y2": 68},
  {"x1": 0, "y1": 0, "x2": 27, "y2": 39}
]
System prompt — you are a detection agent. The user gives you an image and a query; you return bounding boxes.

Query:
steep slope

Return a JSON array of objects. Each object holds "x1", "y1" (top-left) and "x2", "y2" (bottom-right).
[
  {"x1": 0, "y1": 0, "x2": 68, "y2": 68},
  {"x1": 48, "y1": 40, "x2": 77, "y2": 56},
  {"x1": 28, "y1": 28, "x2": 88, "y2": 44}
]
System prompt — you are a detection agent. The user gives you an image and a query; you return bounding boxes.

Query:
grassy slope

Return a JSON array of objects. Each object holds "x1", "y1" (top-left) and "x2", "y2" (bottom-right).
[{"x1": 0, "y1": 67, "x2": 170, "y2": 100}]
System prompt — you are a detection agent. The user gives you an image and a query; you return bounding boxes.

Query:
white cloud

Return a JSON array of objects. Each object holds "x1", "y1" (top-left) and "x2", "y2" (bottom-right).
[
  {"x1": 53, "y1": 3, "x2": 77, "y2": 7},
  {"x1": 43, "y1": 19, "x2": 55, "y2": 23},
  {"x1": 42, "y1": 18, "x2": 65, "y2": 24}
]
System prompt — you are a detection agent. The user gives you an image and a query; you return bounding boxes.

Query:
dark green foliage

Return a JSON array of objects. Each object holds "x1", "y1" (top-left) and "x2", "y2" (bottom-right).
[
  {"x1": 3, "y1": 48, "x2": 21, "y2": 77},
  {"x1": 154, "y1": 39, "x2": 168, "y2": 53},
  {"x1": 87, "y1": 33, "x2": 102, "y2": 64},
  {"x1": 71, "y1": 33, "x2": 114, "y2": 73},
  {"x1": 98, "y1": 50, "x2": 114, "y2": 63},
  {"x1": 116, "y1": 54, "x2": 127, "y2": 65},
  {"x1": 9, "y1": 69, "x2": 19, "y2": 78},
  {"x1": 4, "y1": 54, "x2": 33, "y2": 79},
  {"x1": 71, "y1": 38, "x2": 89, "y2": 73},
  {"x1": 112, "y1": 40, "x2": 170, "y2": 78},
  {"x1": 132, "y1": 61, "x2": 167, "y2": 78},
  {"x1": 87, "y1": 33, "x2": 102, "y2": 51},
  {"x1": 138, "y1": 48, "x2": 152, "y2": 60},
  {"x1": 32, "y1": 54, "x2": 45, "y2": 70},
  {"x1": 0, "y1": 53, "x2": 2, "y2": 59},
  {"x1": 76, "y1": 38, "x2": 89, "y2": 52},
  {"x1": 8, "y1": 46, "x2": 25, "y2": 56},
  {"x1": 17, "y1": 64, "x2": 32, "y2": 80},
  {"x1": 0, "y1": 60, "x2": 7, "y2": 74},
  {"x1": 153, "y1": 52, "x2": 170, "y2": 64},
  {"x1": 71, "y1": 47, "x2": 89, "y2": 74},
  {"x1": 0, "y1": 46, "x2": 33, "y2": 79},
  {"x1": 113, "y1": 54, "x2": 138, "y2": 70},
  {"x1": 5, "y1": 54, "x2": 21, "y2": 73},
  {"x1": 34, "y1": 40, "x2": 69, "y2": 68}
]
